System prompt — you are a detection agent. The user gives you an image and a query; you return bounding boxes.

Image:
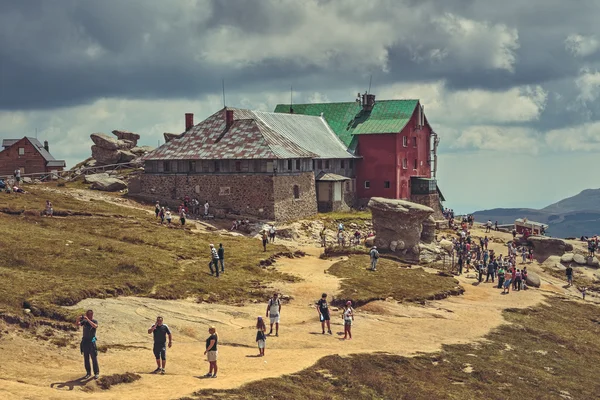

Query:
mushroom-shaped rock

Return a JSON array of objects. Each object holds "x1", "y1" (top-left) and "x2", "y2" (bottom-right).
[
  {"x1": 112, "y1": 130, "x2": 141, "y2": 144},
  {"x1": 91, "y1": 133, "x2": 119, "y2": 150},
  {"x1": 91, "y1": 145, "x2": 121, "y2": 165},
  {"x1": 421, "y1": 215, "x2": 436, "y2": 244},
  {"x1": 368, "y1": 197, "x2": 434, "y2": 264}
]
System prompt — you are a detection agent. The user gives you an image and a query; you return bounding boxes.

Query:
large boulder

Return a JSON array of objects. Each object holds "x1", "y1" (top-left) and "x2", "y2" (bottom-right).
[
  {"x1": 90, "y1": 177, "x2": 127, "y2": 192},
  {"x1": 130, "y1": 146, "x2": 154, "y2": 155},
  {"x1": 560, "y1": 253, "x2": 574, "y2": 264},
  {"x1": 573, "y1": 254, "x2": 586, "y2": 265},
  {"x1": 84, "y1": 173, "x2": 110, "y2": 184},
  {"x1": 526, "y1": 271, "x2": 541, "y2": 288},
  {"x1": 439, "y1": 239, "x2": 454, "y2": 254},
  {"x1": 112, "y1": 130, "x2": 140, "y2": 144},
  {"x1": 419, "y1": 242, "x2": 442, "y2": 263},
  {"x1": 527, "y1": 236, "x2": 574, "y2": 262},
  {"x1": 117, "y1": 139, "x2": 135, "y2": 150},
  {"x1": 91, "y1": 133, "x2": 119, "y2": 150},
  {"x1": 587, "y1": 257, "x2": 600, "y2": 268},
  {"x1": 117, "y1": 150, "x2": 137, "y2": 163},
  {"x1": 420, "y1": 215, "x2": 436, "y2": 244},
  {"x1": 368, "y1": 197, "x2": 434, "y2": 263},
  {"x1": 91, "y1": 145, "x2": 121, "y2": 165}
]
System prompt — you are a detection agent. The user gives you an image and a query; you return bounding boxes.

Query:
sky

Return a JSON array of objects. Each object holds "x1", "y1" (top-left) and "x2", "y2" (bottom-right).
[{"x1": 1, "y1": 0, "x2": 599, "y2": 213}]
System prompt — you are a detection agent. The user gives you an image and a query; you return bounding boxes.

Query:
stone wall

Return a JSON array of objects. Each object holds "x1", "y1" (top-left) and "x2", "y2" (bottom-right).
[
  {"x1": 140, "y1": 173, "x2": 276, "y2": 219},
  {"x1": 273, "y1": 172, "x2": 317, "y2": 220},
  {"x1": 410, "y1": 193, "x2": 444, "y2": 220},
  {"x1": 139, "y1": 172, "x2": 319, "y2": 221}
]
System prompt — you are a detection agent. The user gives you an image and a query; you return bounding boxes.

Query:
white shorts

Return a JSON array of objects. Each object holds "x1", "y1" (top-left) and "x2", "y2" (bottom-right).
[
  {"x1": 269, "y1": 315, "x2": 280, "y2": 325},
  {"x1": 257, "y1": 339, "x2": 265, "y2": 349}
]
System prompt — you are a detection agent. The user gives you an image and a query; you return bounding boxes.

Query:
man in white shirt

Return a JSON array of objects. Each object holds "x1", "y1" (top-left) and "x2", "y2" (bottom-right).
[{"x1": 266, "y1": 293, "x2": 281, "y2": 336}]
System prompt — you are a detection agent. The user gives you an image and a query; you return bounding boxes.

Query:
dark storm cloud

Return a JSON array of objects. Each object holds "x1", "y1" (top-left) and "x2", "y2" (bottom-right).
[{"x1": 0, "y1": 0, "x2": 599, "y2": 120}]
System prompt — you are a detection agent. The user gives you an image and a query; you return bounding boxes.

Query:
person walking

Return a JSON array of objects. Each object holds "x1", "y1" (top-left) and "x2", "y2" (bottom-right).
[
  {"x1": 369, "y1": 246, "x2": 379, "y2": 271},
  {"x1": 148, "y1": 316, "x2": 172, "y2": 374},
  {"x1": 75, "y1": 310, "x2": 99, "y2": 379},
  {"x1": 262, "y1": 230, "x2": 268, "y2": 252},
  {"x1": 269, "y1": 225, "x2": 276, "y2": 243},
  {"x1": 179, "y1": 208, "x2": 186, "y2": 227},
  {"x1": 256, "y1": 317, "x2": 266, "y2": 357},
  {"x1": 203, "y1": 326, "x2": 218, "y2": 378},
  {"x1": 343, "y1": 301, "x2": 354, "y2": 340},
  {"x1": 165, "y1": 209, "x2": 172, "y2": 225},
  {"x1": 209, "y1": 244, "x2": 220, "y2": 277},
  {"x1": 497, "y1": 265, "x2": 505, "y2": 289},
  {"x1": 217, "y1": 243, "x2": 225, "y2": 273},
  {"x1": 502, "y1": 268, "x2": 512, "y2": 294},
  {"x1": 155, "y1": 201, "x2": 161, "y2": 218},
  {"x1": 316, "y1": 293, "x2": 332, "y2": 335},
  {"x1": 566, "y1": 265, "x2": 573, "y2": 286},
  {"x1": 266, "y1": 293, "x2": 281, "y2": 336},
  {"x1": 159, "y1": 207, "x2": 165, "y2": 224},
  {"x1": 204, "y1": 201, "x2": 210, "y2": 217}
]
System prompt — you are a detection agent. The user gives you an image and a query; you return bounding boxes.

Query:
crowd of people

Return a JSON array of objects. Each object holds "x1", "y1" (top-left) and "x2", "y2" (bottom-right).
[
  {"x1": 154, "y1": 199, "x2": 211, "y2": 228},
  {"x1": 74, "y1": 292, "x2": 356, "y2": 380}
]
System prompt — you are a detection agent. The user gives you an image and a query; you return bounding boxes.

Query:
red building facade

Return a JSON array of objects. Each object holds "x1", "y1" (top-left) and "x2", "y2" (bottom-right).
[{"x1": 0, "y1": 137, "x2": 66, "y2": 176}]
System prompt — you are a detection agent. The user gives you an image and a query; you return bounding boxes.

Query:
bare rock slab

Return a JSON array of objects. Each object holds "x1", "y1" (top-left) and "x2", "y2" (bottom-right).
[
  {"x1": 112, "y1": 130, "x2": 140, "y2": 144},
  {"x1": 91, "y1": 133, "x2": 119, "y2": 150},
  {"x1": 368, "y1": 197, "x2": 434, "y2": 264},
  {"x1": 90, "y1": 177, "x2": 127, "y2": 192}
]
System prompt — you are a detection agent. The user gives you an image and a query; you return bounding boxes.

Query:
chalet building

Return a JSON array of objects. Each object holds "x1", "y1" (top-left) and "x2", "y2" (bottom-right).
[
  {"x1": 137, "y1": 108, "x2": 357, "y2": 220},
  {"x1": 0, "y1": 137, "x2": 66, "y2": 176},
  {"x1": 274, "y1": 93, "x2": 444, "y2": 215}
]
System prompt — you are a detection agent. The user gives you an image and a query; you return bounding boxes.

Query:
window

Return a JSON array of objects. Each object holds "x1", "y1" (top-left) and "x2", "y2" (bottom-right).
[
  {"x1": 364, "y1": 181, "x2": 370, "y2": 189},
  {"x1": 402, "y1": 158, "x2": 407, "y2": 169},
  {"x1": 163, "y1": 161, "x2": 170, "y2": 172},
  {"x1": 317, "y1": 160, "x2": 323, "y2": 169},
  {"x1": 189, "y1": 161, "x2": 196, "y2": 172},
  {"x1": 402, "y1": 136, "x2": 407, "y2": 147},
  {"x1": 325, "y1": 160, "x2": 330, "y2": 169},
  {"x1": 18, "y1": 147, "x2": 24, "y2": 155},
  {"x1": 413, "y1": 159, "x2": 418, "y2": 170},
  {"x1": 286, "y1": 159, "x2": 292, "y2": 170},
  {"x1": 384, "y1": 181, "x2": 390, "y2": 188},
  {"x1": 312, "y1": 160, "x2": 316, "y2": 170},
  {"x1": 296, "y1": 159, "x2": 301, "y2": 170},
  {"x1": 293, "y1": 185, "x2": 300, "y2": 199},
  {"x1": 349, "y1": 159, "x2": 354, "y2": 169},
  {"x1": 214, "y1": 161, "x2": 220, "y2": 172},
  {"x1": 413, "y1": 137, "x2": 417, "y2": 148},
  {"x1": 235, "y1": 161, "x2": 241, "y2": 172},
  {"x1": 341, "y1": 160, "x2": 345, "y2": 168}
]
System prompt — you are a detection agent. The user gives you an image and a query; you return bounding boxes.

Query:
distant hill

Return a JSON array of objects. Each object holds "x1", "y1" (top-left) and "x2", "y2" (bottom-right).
[{"x1": 472, "y1": 188, "x2": 600, "y2": 238}]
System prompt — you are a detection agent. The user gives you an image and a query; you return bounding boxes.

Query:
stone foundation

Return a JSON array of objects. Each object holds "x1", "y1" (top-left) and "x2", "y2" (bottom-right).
[{"x1": 410, "y1": 193, "x2": 444, "y2": 220}]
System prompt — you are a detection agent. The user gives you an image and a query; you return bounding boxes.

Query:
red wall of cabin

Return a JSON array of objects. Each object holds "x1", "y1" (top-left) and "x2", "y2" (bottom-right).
[{"x1": 0, "y1": 138, "x2": 53, "y2": 176}]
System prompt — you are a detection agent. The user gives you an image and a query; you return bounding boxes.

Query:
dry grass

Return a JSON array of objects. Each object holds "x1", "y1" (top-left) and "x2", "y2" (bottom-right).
[
  {"x1": 0, "y1": 185, "x2": 297, "y2": 327},
  {"x1": 96, "y1": 372, "x2": 141, "y2": 390},
  {"x1": 190, "y1": 297, "x2": 600, "y2": 400},
  {"x1": 326, "y1": 255, "x2": 463, "y2": 306}
]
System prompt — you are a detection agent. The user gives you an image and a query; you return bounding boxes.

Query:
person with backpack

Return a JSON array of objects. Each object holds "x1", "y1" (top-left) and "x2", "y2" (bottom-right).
[
  {"x1": 369, "y1": 246, "x2": 380, "y2": 271},
  {"x1": 266, "y1": 293, "x2": 281, "y2": 336}
]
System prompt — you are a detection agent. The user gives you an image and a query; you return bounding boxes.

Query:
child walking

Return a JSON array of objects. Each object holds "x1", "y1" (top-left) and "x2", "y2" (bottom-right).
[{"x1": 256, "y1": 316, "x2": 266, "y2": 357}]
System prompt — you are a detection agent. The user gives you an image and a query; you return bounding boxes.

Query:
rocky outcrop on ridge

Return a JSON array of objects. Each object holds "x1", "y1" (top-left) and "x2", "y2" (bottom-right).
[{"x1": 88, "y1": 130, "x2": 153, "y2": 166}]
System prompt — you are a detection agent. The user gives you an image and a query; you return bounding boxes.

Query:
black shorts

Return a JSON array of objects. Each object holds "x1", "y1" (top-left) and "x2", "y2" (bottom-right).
[
  {"x1": 321, "y1": 312, "x2": 330, "y2": 321},
  {"x1": 153, "y1": 343, "x2": 166, "y2": 360}
]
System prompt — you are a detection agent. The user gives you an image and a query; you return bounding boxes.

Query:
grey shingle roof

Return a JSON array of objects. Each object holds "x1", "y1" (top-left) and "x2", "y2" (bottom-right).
[
  {"x1": 2, "y1": 139, "x2": 19, "y2": 148},
  {"x1": 144, "y1": 108, "x2": 357, "y2": 161}
]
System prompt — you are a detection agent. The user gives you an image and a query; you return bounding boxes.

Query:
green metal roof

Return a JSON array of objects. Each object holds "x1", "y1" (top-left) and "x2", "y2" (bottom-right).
[{"x1": 274, "y1": 100, "x2": 419, "y2": 148}]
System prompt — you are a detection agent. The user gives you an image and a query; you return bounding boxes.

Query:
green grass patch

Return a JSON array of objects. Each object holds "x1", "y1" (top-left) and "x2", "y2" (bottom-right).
[
  {"x1": 306, "y1": 210, "x2": 372, "y2": 227},
  {"x1": 189, "y1": 297, "x2": 600, "y2": 400},
  {"x1": 327, "y1": 255, "x2": 463, "y2": 306},
  {"x1": 0, "y1": 186, "x2": 296, "y2": 326}
]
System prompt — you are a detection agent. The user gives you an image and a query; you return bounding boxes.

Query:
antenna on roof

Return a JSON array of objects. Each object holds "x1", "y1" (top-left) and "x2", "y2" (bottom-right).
[
  {"x1": 289, "y1": 85, "x2": 294, "y2": 114},
  {"x1": 222, "y1": 79, "x2": 227, "y2": 108},
  {"x1": 35, "y1": 128, "x2": 38, "y2": 139},
  {"x1": 367, "y1": 74, "x2": 372, "y2": 95}
]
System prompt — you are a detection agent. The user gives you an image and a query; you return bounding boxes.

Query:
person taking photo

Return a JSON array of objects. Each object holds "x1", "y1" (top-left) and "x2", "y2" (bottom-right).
[{"x1": 148, "y1": 316, "x2": 172, "y2": 374}]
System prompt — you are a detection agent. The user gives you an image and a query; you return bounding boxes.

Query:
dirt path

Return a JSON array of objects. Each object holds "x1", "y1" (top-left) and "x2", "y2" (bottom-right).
[{"x1": 0, "y1": 241, "x2": 551, "y2": 400}]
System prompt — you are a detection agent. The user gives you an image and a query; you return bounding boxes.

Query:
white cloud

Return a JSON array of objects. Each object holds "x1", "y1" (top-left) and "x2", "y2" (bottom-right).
[
  {"x1": 545, "y1": 120, "x2": 600, "y2": 151},
  {"x1": 451, "y1": 126, "x2": 540, "y2": 154},
  {"x1": 565, "y1": 34, "x2": 600, "y2": 57},
  {"x1": 575, "y1": 68, "x2": 600, "y2": 103}
]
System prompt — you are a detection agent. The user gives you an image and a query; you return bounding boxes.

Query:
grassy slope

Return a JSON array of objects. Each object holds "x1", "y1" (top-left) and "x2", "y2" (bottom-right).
[
  {"x1": 0, "y1": 185, "x2": 295, "y2": 325},
  {"x1": 189, "y1": 297, "x2": 600, "y2": 400},
  {"x1": 327, "y1": 255, "x2": 463, "y2": 305}
]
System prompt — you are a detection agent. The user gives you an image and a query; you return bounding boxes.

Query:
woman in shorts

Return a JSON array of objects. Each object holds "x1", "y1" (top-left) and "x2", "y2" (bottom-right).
[
  {"x1": 256, "y1": 317, "x2": 266, "y2": 357},
  {"x1": 343, "y1": 301, "x2": 354, "y2": 340},
  {"x1": 203, "y1": 326, "x2": 218, "y2": 378},
  {"x1": 503, "y1": 269, "x2": 512, "y2": 294}
]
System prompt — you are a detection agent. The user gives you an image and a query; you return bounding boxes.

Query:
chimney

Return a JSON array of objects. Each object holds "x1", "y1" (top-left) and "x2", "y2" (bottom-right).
[
  {"x1": 225, "y1": 109, "x2": 234, "y2": 130},
  {"x1": 185, "y1": 113, "x2": 194, "y2": 131},
  {"x1": 362, "y1": 93, "x2": 376, "y2": 111},
  {"x1": 43, "y1": 140, "x2": 49, "y2": 152}
]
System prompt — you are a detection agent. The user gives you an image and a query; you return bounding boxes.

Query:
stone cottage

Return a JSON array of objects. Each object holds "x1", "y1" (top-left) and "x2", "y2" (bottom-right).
[{"x1": 137, "y1": 107, "x2": 357, "y2": 221}]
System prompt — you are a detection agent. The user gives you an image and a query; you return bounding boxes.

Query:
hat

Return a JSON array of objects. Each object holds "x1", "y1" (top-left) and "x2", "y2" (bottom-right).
[{"x1": 346, "y1": 300, "x2": 352, "y2": 305}]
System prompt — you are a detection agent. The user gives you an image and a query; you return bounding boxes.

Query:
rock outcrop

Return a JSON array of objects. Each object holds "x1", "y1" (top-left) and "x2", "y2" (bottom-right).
[
  {"x1": 89, "y1": 130, "x2": 153, "y2": 166},
  {"x1": 560, "y1": 253, "x2": 574, "y2": 264},
  {"x1": 587, "y1": 257, "x2": 600, "y2": 268},
  {"x1": 368, "y1": 197, "x2": 434, "y2": 263},
  {"x1": 527, "y1": 236, "x2": 573, "y2": 262},
  {"x1": 573, "y1": 254, "x2": 586, "y2": 265},
  {"x1": 526, "y1": 271, "x2": 541, "y2": 288},
  {"x1": 420, "y1": 216, "x2": 436, "y2": 244},
  {"x1": 84, "y1": 173, "x2": 110, "y2": 184},
  {"x1": 90, "y1": 177, "x2": 127, "y2": 192}
]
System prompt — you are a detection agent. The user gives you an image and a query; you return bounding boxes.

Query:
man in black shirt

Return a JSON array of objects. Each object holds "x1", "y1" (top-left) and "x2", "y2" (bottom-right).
[
  {"x1": 148, "y1": 316, "x2": 172, "y2": 374},
  {"x1": 316, "y1": 293, "x2": 332, "y2": 335},
  {"x1": 74, "y1": 309, "x2": 99, "y2": 379},
  {"x1": 218, "y1": 243, "x2": 225, "y2": 273}
]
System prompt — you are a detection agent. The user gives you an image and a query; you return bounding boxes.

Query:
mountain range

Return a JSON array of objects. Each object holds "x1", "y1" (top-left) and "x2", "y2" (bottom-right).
[{"x1": 472, "y1": 188, "x2": 600, "y2": 238}]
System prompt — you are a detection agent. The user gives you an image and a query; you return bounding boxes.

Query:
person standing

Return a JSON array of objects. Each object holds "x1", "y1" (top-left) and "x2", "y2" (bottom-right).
[
  {"x1": 566, "y1": 265, "x2": 573, "y2": 286},
  {"x1": 262, "y1": 230, "x2": 268, "y2": 252},
  {"x1": 209, "y1": 244, "x2": 220, "y2": 277},
  {"x1": 320, "y1": 227, "x2": 327, "y2": 247},
  {"x1": 342, "y1": 301, "x2": 354, "y2": 340},
  {"x1": 165, "y1": 209, "x2": 172, "y2": 225},
  {"x1": 75, "y1": 310, "x2": 99, "y2": 379},
  {"x1": 369, "y1": 246, "x2": 379, "y2": 271},
  {"x1": 256, "y1": 317, "x2": 266, "y2": 357},
  {"x1": 266, "y1": 293, "x2": 281, "y2": 336},
  {"x1": 316, "y1": 293, "x2": 332, "y2": 335},
  {"x1": 204, "y1": 200, "x2": 210, "y2": 217},
  {"x1": 269, "y1": 225, "x2": 276, "y2": 243},
  {"x1": 14, "y1": 168, "x2": 21, "y2": 185},
  {"x1": 217, "y1": 243, "x2": 225, "y2": 273},
  {"x1": 155, "y1": 201, "x2": 161, "y2": 218},
  {"x1": 179, "y1": 208, "x2": 186, "y2": 227},
  {"x1": 203, "y1": 326, "x2": 218, "y2": 378},
  {"x1": 45, "y1": 200, "x2": 53, "y2": 217},
  {"x1": 159, "y1": 207, "x2": 165, "y2": 224},
  {"x1": 485, "y1": 259, "x2": 495, "y2": 283},
  {"x1": 148, "y1": 316, "x2": 172, "y2": 374}
]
